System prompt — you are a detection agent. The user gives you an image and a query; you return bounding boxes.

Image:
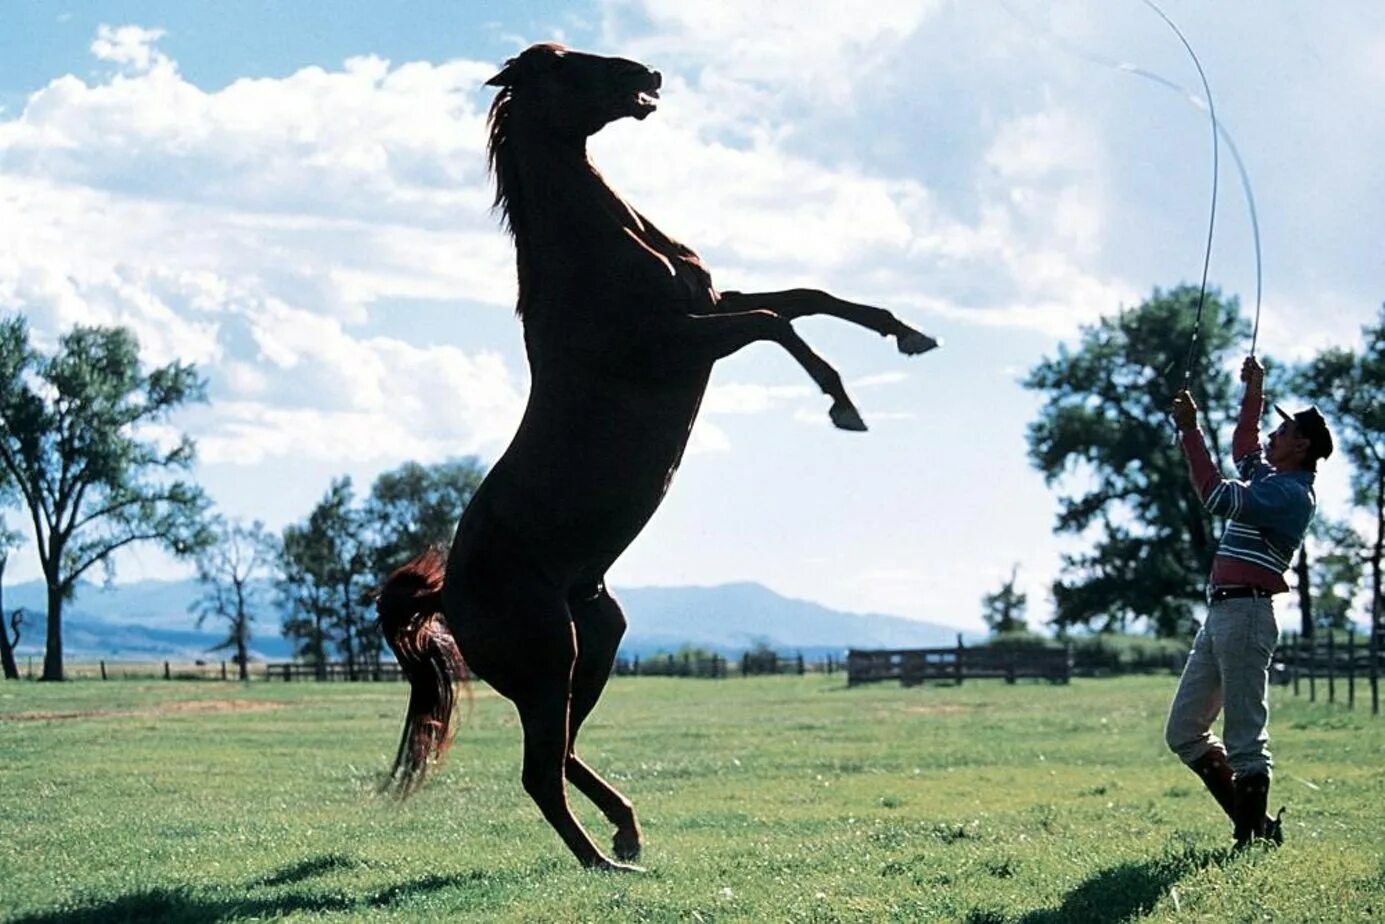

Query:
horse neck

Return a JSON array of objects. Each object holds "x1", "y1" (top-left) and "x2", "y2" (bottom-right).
[{"x1": 497, "y1": 119, "x2": 642, "y2": 248}]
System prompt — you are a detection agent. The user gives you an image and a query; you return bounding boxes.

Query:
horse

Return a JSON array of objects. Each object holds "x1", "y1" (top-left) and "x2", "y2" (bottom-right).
[{"x1": 374, "y1": 42, "x2": 939, "y2": 872}]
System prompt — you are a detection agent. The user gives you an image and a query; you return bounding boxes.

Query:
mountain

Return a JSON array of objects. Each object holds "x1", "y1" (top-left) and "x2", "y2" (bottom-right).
[{"x1": 3, "y1": 577, "x2": 966, "y2": 661}]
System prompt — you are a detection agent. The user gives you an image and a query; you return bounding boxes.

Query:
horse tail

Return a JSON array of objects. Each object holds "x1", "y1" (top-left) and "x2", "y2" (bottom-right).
[{"x1": 374, "y1": 547, "x2": 468, "y2": 797}]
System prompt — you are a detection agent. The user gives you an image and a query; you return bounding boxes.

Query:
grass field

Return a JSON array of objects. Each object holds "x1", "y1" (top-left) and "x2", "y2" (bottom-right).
[{"x1": 2, "y1": 673, "x2": 1383, "y2": 922}]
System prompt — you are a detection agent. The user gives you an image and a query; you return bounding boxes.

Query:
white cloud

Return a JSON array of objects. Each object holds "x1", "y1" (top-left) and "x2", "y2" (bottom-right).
[{"x1": 90, "y1": 24, "x2": 171, "y2": 74}]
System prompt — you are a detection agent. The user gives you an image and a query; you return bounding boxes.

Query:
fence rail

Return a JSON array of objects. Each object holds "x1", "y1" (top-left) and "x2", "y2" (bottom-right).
[
  {"x1": 847, "y1": 637, "x2": 1073, "y2": 687},
  {"x1": 1280, "y1": 627, "x2": 1383, "y2": 716},
  {"x1": 21, "y1": 652, "x2": 841, "y2": 683},
  {"x1": 612, "y1": 651, "x2": 840, "y2": 679}
]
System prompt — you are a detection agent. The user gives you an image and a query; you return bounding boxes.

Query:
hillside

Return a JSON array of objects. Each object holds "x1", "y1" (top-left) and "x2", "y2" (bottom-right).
[{"x1": 4, "y1": 578, "x2": 966, "y2": 662}]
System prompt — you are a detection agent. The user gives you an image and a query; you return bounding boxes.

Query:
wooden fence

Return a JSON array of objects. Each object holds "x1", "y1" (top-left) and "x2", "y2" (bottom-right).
[
  {"x1": 262, "y1": 661, "x2": 405, "y2": 682},
  {"x1": 611, "y1": 651, "x2": 841, "y2": 679},
  {"x1": 1279, "y1": 627, "x2": 1383, "y2": 716},
  {"x1": 847, "y1": 638, "x2": 1073, "y2": 687}
]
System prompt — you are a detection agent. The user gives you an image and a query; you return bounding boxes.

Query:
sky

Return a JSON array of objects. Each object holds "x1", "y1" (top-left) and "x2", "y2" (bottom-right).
[{"x1": 2, "y1": 1, "x2": 1382, "y2": 633}]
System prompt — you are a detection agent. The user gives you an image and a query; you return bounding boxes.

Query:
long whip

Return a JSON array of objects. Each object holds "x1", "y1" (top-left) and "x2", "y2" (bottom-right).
[{"x1": 999, "y1": 1, "x2": 1265, "y2": 373}]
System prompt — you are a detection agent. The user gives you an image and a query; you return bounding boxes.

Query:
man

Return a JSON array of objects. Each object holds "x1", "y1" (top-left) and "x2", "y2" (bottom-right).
[{"x1": 1166, "y1": 355, "x2": 1333, "y2": 847}]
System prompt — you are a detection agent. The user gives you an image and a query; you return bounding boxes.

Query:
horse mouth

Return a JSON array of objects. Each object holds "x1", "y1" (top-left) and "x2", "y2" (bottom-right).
[
  {"x1": 634, "y1": 87, "x2": 662, "y2": 118},
  {"x1": 630, "y1": 72, "x2": 661, "y2": 119}
]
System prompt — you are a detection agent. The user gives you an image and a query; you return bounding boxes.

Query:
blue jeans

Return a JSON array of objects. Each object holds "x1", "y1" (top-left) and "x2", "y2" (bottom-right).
[{"x1": 1164, "y1": 596, "x2": 1280, "y2": 776}]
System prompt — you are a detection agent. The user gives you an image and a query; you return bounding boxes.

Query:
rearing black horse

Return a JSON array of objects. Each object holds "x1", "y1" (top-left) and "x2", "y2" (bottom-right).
[{"x1": 375, "y1": 43, "x2": 939, "y2": 871}]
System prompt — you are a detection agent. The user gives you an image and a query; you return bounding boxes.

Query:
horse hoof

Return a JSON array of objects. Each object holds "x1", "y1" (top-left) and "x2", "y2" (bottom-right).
[
  {"x1": 830, "y1": 402, "x2": 868, "y2": 432},
  {"x1": 613, "y1": 831, "x2": 642, "y2": 862},
  {"x1": 897, "y1": 330, "x2": 940, "y2": 355},
  {"x1": 594, "y1": 859, "x2": 647, "y2": 874}
]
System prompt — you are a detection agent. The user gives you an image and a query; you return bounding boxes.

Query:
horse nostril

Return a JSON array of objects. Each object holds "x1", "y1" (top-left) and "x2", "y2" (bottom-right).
[{"x1": 649, "y1": 70, "x2": 662, "y2": 90}]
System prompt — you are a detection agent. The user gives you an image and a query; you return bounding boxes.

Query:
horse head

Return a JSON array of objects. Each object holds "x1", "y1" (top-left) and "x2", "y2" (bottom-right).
[{"x1": 486, "y1": 43, "x2": 662, "y2": 138}]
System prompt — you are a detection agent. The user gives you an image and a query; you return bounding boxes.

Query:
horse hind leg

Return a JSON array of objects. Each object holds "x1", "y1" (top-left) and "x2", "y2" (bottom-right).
[
  {"x1": 507, "y1": 613, "x2": 642, "y2": 872},
  {"x1": 566, "y1": 586, "x2": 643, "y2": 861}
]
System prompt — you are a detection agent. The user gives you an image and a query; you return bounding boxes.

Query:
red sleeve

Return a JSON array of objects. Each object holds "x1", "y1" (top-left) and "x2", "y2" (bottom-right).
[
  {"x1": 1180, "y1": 427, "x2": 1221, "y2": 501},
  {"x1": 1231, "y1": 379, "x2": 1263, "y2": 463}
]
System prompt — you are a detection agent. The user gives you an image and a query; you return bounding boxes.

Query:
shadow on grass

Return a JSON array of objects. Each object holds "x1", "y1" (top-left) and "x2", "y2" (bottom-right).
[
  {"x1": 257, "y1": 852, "x2": 360, "y2": 886},
  {"x1": 11, "y1": 872, "x2": 487, "y2": 923},
  {"x1": 1017, "y1": 843, "x2": 1228, "y2": 924}
]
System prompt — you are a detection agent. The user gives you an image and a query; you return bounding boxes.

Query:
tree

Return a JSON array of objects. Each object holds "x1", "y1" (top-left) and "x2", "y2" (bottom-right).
[
  {"x1": 0, "y1": 319, "x2": 212, "y2": 680},
  {"x1": 278, "y1": 478, "x2": 375, "y2": 679},
  {"x1": 981, "y1": 564, "x2": 1029, "y2": 634},
  {"x1": 1306, "y1": 519, "x2": 1367, "y2": 634},
  {"x1": 1024, "y1": 286, "x2": 1248, "y2": 636},
  {"x1": 193, "y1": 518, "x2": 278, "y2": 681},
  {"x1": 363, "y1": 456, "x2": 486, "y2": 576},
  {"x1": 1293, "y1": 307, "x2": 1385, "y2": 640},
  {"x1": 0, "y1": 496, "x2": 24, "y2": 679},
  {"x1": 278, "y1": 459, "x2": 488, "y2": 678},
  {"x1": 0, "y1": 609, "x2": 22, "y2": 681}
]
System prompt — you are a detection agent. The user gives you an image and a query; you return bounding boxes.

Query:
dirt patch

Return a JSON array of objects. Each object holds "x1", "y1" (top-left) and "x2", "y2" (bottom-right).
[
  {"x1": 6, "y1": 699, "x2": 285, "y2": 722},
  {"x1": 901, "y1": 703, "x2": 978, "y2": 716}
]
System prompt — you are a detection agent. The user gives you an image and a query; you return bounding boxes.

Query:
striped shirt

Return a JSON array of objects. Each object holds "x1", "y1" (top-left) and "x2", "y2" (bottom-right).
[{"x1": 1180, "y1": 383, "x2": 1316, "y2": 594}]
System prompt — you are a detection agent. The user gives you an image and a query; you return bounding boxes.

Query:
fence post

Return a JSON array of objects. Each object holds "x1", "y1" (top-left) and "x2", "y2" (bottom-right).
[
  {"x1": 100, "y1": 660, "x2": 107, "y2": 681},
  {"x1": 163, "y1": 661, "x2": 171, "y2": 681},
  {"x1": 955, "y1": 633, "x2": 965, "y2": 686},
  {"x1": 1005, "y1": 649, "x2": 1016, "y2": 685},
  {"x1": 1328, "y1": 631, "x2": 1337, "y2": 705},
  {"x1": 1348, "y1": 627, "x2": 1356, "y2": 711},
  {"x1": 1290, "y1": 632, "x2": 1300, "y2": 697},
  {"x1": 1309, "y1": 637, "x2": 1317, "y2": 702},
  {"x1": 221, "y1": 661, "x2": 228, "y2": 681},
  {"x1": 797, "y1": 652, "x2": 805, "y2": 676},
  {"x1": 1368, "y1": 615, "x2": 1379, "y2": 720},
  {"x1": 283, "y1": 663, "x2": 292, "y2": 682}
]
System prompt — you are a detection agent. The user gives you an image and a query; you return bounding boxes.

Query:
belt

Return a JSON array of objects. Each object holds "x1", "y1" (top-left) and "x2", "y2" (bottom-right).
[{"x1": 1208, "y1": 586, "x2": 1274, "y2": 603}]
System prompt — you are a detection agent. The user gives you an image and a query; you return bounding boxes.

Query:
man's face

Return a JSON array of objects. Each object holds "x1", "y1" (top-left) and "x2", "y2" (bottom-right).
[{"x1": 1266, "y1": 418, "x2": 1307, "y2": 469}]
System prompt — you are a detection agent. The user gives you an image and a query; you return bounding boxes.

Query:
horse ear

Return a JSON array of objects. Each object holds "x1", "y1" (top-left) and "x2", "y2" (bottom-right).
[{"x1": 486, "y1": 56, "x2": 519, "y2": 87}]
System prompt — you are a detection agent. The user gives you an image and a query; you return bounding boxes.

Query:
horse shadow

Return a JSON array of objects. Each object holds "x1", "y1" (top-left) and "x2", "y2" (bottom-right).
[
  {"x1": 1016, "y1": 843, "x2": 1229, "y2": 923},
  {"x1": 11, "y1": 855, "x2": 494, "y2": 924}
]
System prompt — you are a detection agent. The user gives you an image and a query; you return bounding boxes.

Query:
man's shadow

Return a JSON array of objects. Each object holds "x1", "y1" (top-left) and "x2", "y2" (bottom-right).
[
  {"x1": 1018, "y1": 843, "x2": 1230, "y2": 923},
  {"x1": 10, "y1": 854, "x2": 499, "y2": 924}
]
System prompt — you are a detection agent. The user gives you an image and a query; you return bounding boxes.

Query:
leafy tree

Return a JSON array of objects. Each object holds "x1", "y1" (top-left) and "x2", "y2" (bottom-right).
[
  {"x1": 1024, "y1": 286, "x2": 1248, "y2": 636},
  {"x1": 1307, "y1": 519, "x2": 1367, "y2": 633},
  {"x1": 0, "y1": 319, "x2": 212, "y2": 680},
  {"x1": 363, "y1": 456, "x2": 486, "y2": 576},
  {"x1": 1293, "y1": 306, "x2": 1385, "y2": 638},
  {"x1": 193, "y1": 518, "x2": 278, "y2": 681},
  {"x1": 278, "y1": 459, "x2": 488, "y2": 678},
  {"x1": 981, "y1": 564, "x2": 1029, "y2": 634},
  {"x1": 278, "y1": 478, "x2": 374, "y2": 679}
]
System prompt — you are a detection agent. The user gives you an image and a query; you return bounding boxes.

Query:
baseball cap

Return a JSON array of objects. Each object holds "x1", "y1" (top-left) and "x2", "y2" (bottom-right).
[{"x1": 1273, "y1": 404, "x2": 1334, "y2": 461}]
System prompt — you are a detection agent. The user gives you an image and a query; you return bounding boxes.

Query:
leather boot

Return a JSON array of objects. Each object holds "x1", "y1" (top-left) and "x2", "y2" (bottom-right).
[
  {"x1": 1234, "y1": 772, "x2": 1273, "y2": 847},
  {"x1": 1187, "y1": 748, "x2": 1236, "y2": 822}
]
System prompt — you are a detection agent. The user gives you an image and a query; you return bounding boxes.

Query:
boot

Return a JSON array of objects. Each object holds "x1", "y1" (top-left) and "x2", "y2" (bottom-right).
[
  {"x1": 1234, "y1": 772, "x2": 1275, "y2": 847},
  {"x1": 1188, "y1": 749, "x2": 1236, "y2": 822}
]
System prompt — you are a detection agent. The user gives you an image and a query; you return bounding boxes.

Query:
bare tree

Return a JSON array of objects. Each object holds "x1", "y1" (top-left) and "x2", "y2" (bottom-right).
[{"x1": 193, "y1": 518, "x2": 278, "y2": 681}]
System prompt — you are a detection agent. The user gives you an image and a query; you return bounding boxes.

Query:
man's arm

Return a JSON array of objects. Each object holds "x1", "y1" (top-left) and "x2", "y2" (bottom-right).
[
  {"x1": 1172, "y1": 388, "x2": 1303, "y2": 527},
  {"x1": 1231, "y1": 356, "x2": 1265, "y2": 468}
]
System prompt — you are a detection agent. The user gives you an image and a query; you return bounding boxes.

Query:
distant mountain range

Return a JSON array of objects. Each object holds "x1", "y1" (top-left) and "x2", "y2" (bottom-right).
[{"x1": 3, "y1": 578, "x2": 968, "y2": 662}]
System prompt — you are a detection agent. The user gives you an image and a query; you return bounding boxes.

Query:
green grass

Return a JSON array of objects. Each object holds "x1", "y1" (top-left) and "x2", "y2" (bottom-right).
[{"x1": 1, "y1": 674, "x2": 1382, "y2": 922}]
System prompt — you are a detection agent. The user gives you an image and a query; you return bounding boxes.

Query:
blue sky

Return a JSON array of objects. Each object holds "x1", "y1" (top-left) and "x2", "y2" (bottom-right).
[{"x1": 3, "y1": 2, "x2": 1382, "y2": 632}]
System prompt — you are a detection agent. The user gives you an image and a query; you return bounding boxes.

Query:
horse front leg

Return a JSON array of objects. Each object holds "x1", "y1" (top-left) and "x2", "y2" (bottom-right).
[
  {"x1": 717, "y1": 289, "x2": 940, "y2": 356},
  {"x1": 623, "y1": 310, "x2": 867, "y2": 431}
]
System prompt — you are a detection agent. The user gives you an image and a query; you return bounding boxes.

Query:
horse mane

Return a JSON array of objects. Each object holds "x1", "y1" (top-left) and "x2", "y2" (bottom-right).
[
  {"x1": 487, "y1": 85, "x2": 538, "y2": 319},
  {"x1": 486, "y1": 86, "x2": 519, "y2": 239}
]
